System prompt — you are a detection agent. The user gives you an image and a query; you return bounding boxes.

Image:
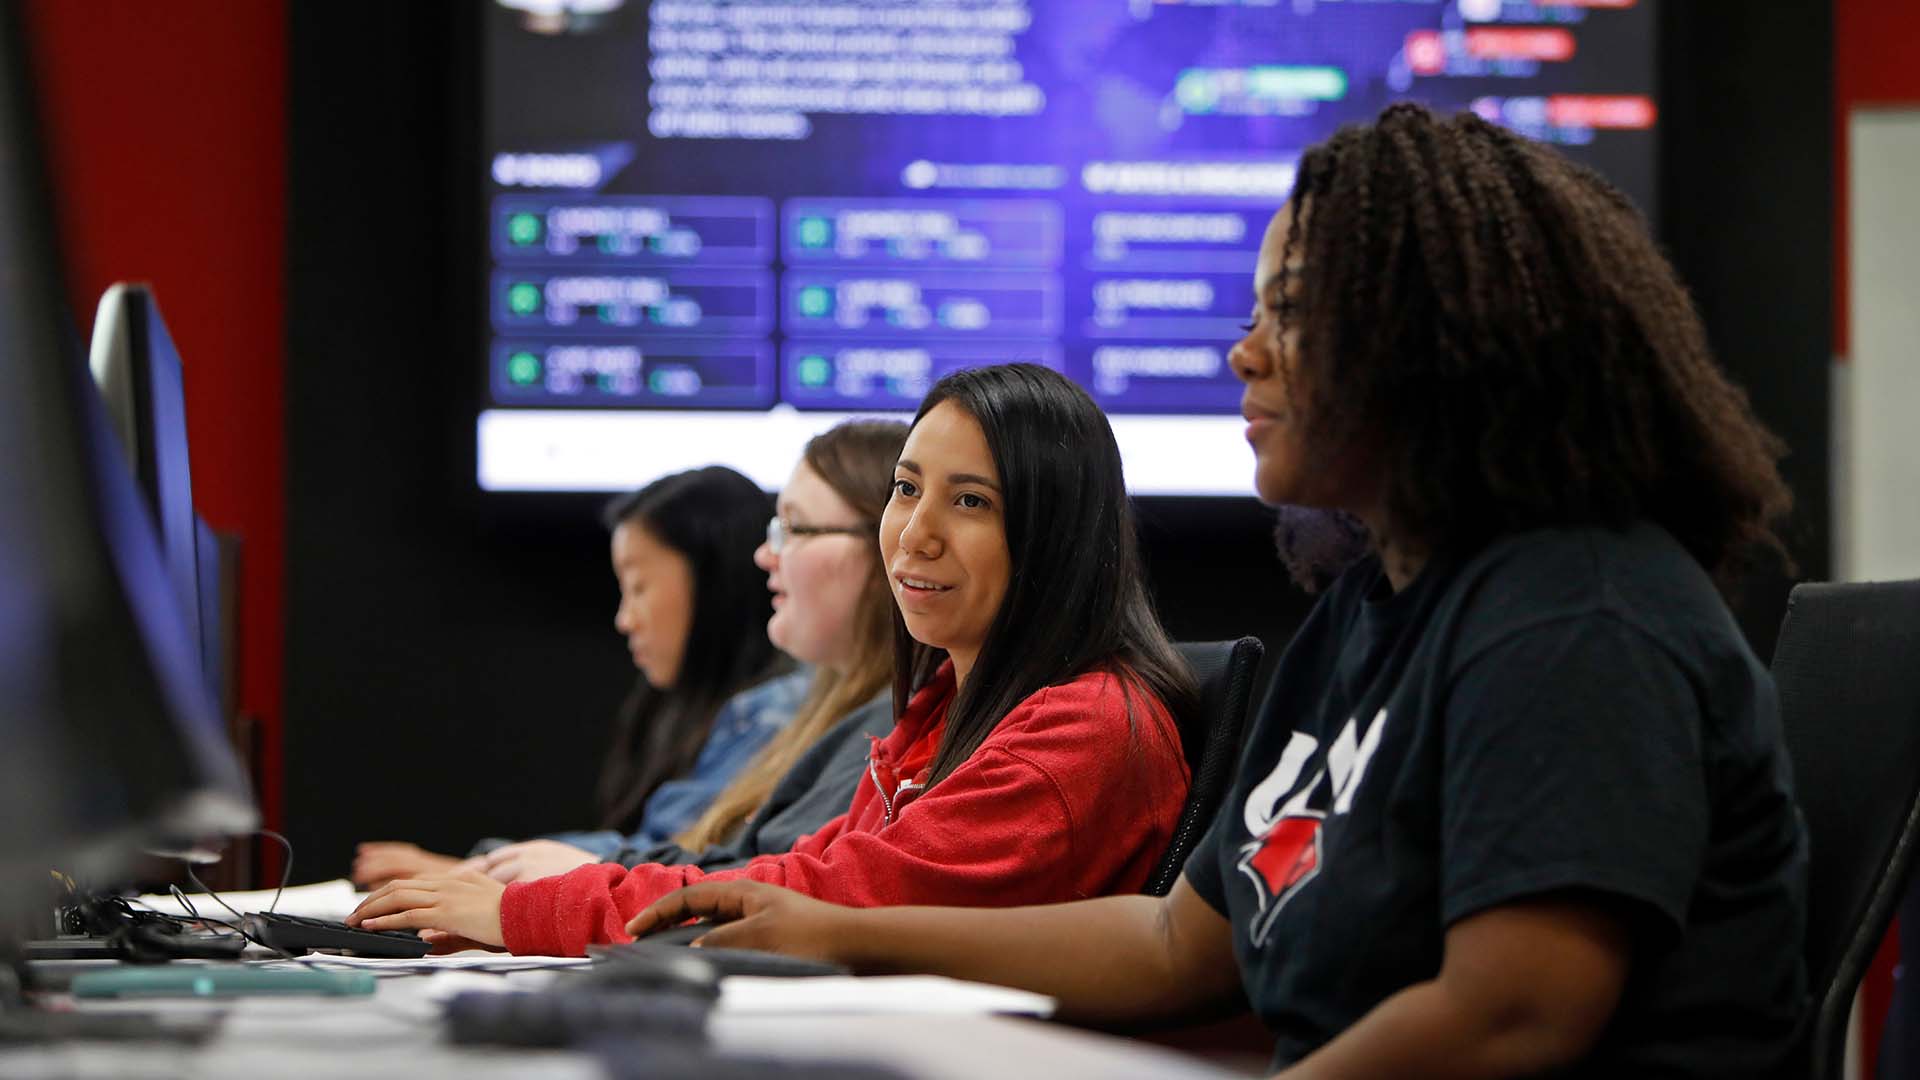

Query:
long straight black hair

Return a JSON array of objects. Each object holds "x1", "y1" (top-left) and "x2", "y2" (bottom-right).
[
  {"x1": 595, "y1": 465, "x2": 787, "y2": 832},
  {"x1": 892, "y1": 364, "x2": 1197, "y2": 786}
]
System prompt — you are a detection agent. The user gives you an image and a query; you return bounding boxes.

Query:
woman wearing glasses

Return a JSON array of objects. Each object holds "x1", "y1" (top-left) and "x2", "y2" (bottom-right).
[
  {"x1": 349, "y1": 364, "x2": 1198, "y2": 955},
  {"x1": 454, "y1": 420, "x2": 914, "y2": 885}
]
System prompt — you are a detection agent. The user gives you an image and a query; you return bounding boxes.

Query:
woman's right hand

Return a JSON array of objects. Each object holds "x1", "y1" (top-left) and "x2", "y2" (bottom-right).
[
  {"x1": 347, "y1": 871, "x2": 506, "y2": 948},
  {"x1": 626, "y1": 881, "x2": 859, "y2": 964},
  {"x1": 351, "y1": 841, "x2": 462, "y2": 889}
]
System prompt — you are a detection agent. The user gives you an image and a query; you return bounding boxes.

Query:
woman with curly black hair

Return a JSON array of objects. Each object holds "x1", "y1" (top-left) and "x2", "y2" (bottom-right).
[{"x1": 622, "y1": 104, "x2": 1810, "y2": 1079}]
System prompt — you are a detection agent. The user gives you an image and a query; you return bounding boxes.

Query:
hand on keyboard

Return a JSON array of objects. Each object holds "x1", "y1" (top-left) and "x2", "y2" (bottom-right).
[
  {"x1": 347, "y1": 870, "x2": 509, "y2": 949},
  {"x1": 244, "y1": 912, "x2": 433, "y2": 958}
]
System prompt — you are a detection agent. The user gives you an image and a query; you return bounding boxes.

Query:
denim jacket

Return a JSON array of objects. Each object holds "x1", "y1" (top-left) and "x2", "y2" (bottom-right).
[{"x1": 541, "y1": 666, "x2": 812, "y2": 858}]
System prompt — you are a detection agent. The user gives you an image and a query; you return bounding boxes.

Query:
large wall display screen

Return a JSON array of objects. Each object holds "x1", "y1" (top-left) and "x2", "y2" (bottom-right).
[{"x1": 480, "y1": 0, "x2": 1656, "y2": 494}]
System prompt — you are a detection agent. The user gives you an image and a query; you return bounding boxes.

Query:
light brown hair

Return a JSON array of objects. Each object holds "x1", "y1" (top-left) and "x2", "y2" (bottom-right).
[{"x1": 671, "y1": 419, "x2": 908, "y2": 850}]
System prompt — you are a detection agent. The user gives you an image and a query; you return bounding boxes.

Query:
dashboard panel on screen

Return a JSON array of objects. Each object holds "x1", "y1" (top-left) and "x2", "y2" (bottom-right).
[{"x1": 480, "y1": 0, "x2": 1656, "y2": 494}]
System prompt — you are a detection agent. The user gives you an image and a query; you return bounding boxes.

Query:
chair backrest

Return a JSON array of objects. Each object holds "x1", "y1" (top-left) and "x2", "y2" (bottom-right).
[
  {"x1": 1772, "y1": 579, "x2": 1920, "y2": 1080},
  {"x1": 1143, "y1": 637, "x2": 1265, "y2": 897}
]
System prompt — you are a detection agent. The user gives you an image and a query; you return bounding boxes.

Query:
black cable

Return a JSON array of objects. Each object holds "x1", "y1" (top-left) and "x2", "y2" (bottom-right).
[
  {"x1": 185, "y1": 827, "x2": 296, "y2": 945},
  {"x1": 120, "y1": 894, "x2": 204, "y2": 934},
  {"x1": 60, "y1": 831, "x2": 306, "y2": 963},
  {"x1": 65, "y1": 829, "x2": 306, "y2": 962},
  {"x1": 167, "y1": 883, "x2": 202, "y2": 923},
  {"x1": 107, "y1": 889, "x2": 286, "y2": 961},
  {"x1": 163, "y1": 827, "x2": 294, "y2": 938},
  {"x1": 256, "y1": 828, "x2": 294, "y2": 914},
  {"x1": 181, "y1": 866, "x2": 247, "y2": 925},
  {"x1": 177, "y1": 869, "x2": 300, "y2": 961}
]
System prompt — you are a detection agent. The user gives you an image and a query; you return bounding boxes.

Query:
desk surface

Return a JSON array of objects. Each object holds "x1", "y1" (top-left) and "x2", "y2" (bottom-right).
[{"x1": 5, "y1": 962, "x2": 1251, "y2": 1080}]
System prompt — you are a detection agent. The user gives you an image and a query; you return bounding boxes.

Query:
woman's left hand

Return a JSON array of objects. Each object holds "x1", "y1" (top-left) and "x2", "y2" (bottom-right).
[
  {"x1": 347, "y1": 870, "x2": 508, "y2": 948},
  {"x1": 475, "y1": 839, "x2": 602, "y2": 883}
]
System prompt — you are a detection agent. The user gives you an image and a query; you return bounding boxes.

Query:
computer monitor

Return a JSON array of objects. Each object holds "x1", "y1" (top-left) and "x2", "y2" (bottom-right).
[
  {"x1": 194, "y1": 513, "x2": 228, "y2": 710},
  {"x1": 0, "y1": 6, "x2": 255, "y2": 924},
  {"x1": 477, "y1": 1, "x2": 1660, "y2": 495},
  {"x1": 89, "y1": 283, "x2": 215, "y2": 693}
]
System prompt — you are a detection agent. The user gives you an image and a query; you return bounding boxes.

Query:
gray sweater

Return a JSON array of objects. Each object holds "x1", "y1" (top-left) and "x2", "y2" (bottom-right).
[{"x1": 613, "y1": 692, "x2": 895, "y2": 870}]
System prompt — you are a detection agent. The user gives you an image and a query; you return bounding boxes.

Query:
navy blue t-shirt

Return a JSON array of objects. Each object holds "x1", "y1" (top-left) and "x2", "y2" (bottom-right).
[{"x1": 1185, "y1": 523, "x2": 1808, "y2": 1076}]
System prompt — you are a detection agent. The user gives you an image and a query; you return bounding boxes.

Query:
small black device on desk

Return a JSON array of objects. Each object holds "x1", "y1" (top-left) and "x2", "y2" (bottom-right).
[
  {"x1": 445, "y1": 947, "x2": 719, "y2": 1049},
  {"x1": 0, "y1": 1005, "x2": 221, "y2": 1045},
  {"x1": 570, "y1": 942, "x2": 723, "y2": 999},
  {"x1": 25, "y1": 927, "x2": 246, "y2": 963},
  {"x1": 443, "y1": 989, "x2": 712, "y2": 1049},
  {"x1": 241, "y1": 912, "x2": 432, "y2": 957},
  {"x1": 590, "y1": 935, "x2": 849, "y2": 978}
]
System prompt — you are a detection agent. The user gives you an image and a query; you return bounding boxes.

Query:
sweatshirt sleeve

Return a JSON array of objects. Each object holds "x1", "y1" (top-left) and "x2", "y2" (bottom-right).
[{"x1": 499, "y1": 748, "x2": 1074, "y2": 956}]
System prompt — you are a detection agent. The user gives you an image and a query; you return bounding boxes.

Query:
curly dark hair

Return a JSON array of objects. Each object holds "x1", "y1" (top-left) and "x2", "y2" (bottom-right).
[{"x1": 1275, "y1": 103, "x2": 1791, "y2": 583}]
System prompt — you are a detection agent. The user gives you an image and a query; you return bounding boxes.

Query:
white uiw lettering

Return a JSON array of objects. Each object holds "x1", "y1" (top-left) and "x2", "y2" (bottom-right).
[
  {"x1": 1240, "y1": 708, "x2": 1392, "y2": 836},
  {"x1": 1243, "y1": 731, "x2": 1318, "y2": 836},
  {"x1": 1333, "y1": 708, "x2": 1388, "y2": 814}
]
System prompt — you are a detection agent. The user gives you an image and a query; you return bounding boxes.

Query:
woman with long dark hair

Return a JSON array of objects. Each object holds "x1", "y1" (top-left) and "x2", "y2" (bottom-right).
[
  {"x1": 348, "y1": 364, "x2": 1197, "y2": 955},
  {"x1": 351, "y1": 465, "x2": 795, "y2": 886},
  {"x1": 612, "y1": 105, "x2": 1810, "y2": 1078}
]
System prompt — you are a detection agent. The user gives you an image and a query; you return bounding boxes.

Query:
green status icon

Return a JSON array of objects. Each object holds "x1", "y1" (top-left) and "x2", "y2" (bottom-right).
[
  {"x1": 507, "y1": 282, "x2": 541, "y2": 316},
  {"x1": 796, "y1": 215, "x2": 832, "y2": 249},
  {"x1": 798, "y1": 286, "x2": 832, "y2": 318},
  {"x1": 507, "y1": 351, "x2": 541, "y2": 386},
  {"x1": 507, "y1": 212, "x2": 542, "y2": 246},
  {"x1": 798, "y1": 354, "x2": 831, "y2": 388}
]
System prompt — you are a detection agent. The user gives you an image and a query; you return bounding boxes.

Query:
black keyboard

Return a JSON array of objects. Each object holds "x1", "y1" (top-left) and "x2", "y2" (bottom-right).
[{"x1": 242, "y1": 911, "x2": 433, "y2": 958}]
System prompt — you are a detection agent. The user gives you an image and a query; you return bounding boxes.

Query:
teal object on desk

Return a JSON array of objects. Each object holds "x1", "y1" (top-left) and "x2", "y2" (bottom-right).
[{"x1": 71, "y1": 967, "x2": 376, "y2": 998}]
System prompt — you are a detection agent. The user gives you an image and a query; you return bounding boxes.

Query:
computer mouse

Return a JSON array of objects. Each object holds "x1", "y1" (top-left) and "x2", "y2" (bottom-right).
[
  {"x1": 599, "y1": 921, "x2": 851, "y2": 978},
  {"x1": 637, "y1": 919, "x2": 712, "y2": 948},
  {"x1": 571, "y1": 941, "x2": 721, "y2": 1000}
]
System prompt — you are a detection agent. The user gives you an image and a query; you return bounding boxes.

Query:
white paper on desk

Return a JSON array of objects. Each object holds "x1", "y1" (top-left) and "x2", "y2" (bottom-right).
[
  {"x1": 130, "y1": 878, "x2": 364, "y2": 920},
  {"x1": 283, "y1": 950, "x2": 594, "y2": 973},
  {"x1": 718, "y1": 975, "x2": 1055, "y2": 1018}
]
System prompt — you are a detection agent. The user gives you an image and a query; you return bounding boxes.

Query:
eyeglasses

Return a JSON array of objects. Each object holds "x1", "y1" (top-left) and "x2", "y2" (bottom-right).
[{"x1": 766, "y1": 516, "x2": 866, "y2": 555}]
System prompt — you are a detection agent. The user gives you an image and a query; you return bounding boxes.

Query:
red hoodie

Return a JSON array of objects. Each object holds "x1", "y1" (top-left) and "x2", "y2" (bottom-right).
[{"x1": 500, "y1": 661, "x2": 1190, "y2": 956}]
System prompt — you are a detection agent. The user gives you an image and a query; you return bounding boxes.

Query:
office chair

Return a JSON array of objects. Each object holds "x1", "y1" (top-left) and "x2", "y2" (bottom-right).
[
  {"x1": 1772, "y1": 579, "x2": 1920, "y2": 1080},
  {"x1": 1143, "y1": 638, "x2": 1266, "y2": 897}
]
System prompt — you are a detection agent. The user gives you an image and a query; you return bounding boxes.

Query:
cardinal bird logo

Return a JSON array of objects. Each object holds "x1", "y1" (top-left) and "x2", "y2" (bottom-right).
[
  {"x1": 1232, "y1": 708, "x2": 1390, "y2": 948},
  {"x1": 1237, "y1": 812, "x2": 1325, "y2": 946}
]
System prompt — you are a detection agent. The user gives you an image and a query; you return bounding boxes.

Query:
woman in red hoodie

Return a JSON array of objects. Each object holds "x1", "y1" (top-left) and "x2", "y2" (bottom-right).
[{"x1": 349, "y1": 363, "x2": 1198, "y2": 956}]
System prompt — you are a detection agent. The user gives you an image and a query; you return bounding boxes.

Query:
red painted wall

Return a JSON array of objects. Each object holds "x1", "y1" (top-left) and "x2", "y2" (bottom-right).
[{"x1": 20, "y1": 2, "x2": 288, "y2": 870}]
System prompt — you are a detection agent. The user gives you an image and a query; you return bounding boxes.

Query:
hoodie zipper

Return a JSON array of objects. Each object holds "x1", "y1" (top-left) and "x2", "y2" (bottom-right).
[
  {"x1": 868, "y1": 757, "x2": 898, "y2": 824},
  {"x1": 893, "y1": 780, "x2": 925, "y2": 818}
]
